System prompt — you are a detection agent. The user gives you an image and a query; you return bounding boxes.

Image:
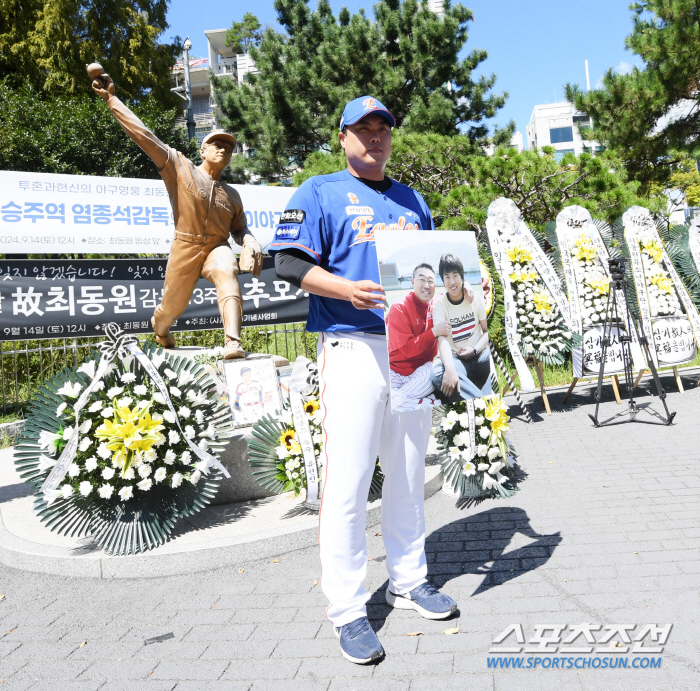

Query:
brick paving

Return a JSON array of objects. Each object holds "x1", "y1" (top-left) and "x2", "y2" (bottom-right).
[{"x1": 0, "y1": 371, "x2": 698, "y2": 689}]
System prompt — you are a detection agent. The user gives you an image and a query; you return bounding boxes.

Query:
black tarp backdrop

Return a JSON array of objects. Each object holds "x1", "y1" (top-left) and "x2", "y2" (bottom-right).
[{"x1": 0, "y1": 258, "x2": 309, "y2": 341}]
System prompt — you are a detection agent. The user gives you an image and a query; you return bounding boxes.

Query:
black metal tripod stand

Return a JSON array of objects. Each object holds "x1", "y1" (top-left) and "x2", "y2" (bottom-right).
[{"x1": 589, "y1": 258, "x2": 675, "y2": 427}]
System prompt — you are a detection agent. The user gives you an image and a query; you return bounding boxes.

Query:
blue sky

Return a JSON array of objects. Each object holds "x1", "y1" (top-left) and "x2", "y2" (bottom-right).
[{"x1": 166, "y1": 0, "x2": 639, "y2": 147}]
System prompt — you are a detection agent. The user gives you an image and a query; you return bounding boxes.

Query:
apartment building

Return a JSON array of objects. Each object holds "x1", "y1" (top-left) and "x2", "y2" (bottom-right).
[{"x1": 526, "y1": 102, "x2": 599, "y2": 159}]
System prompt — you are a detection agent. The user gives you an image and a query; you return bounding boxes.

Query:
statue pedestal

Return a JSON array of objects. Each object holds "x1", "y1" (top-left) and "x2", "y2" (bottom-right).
[{"x1": 170, "y1": 347, "x2": 289, "y2": 505}]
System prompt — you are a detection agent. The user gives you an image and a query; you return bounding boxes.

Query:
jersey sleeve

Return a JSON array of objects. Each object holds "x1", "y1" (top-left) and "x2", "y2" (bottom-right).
[{"x1": 268, "y1": 179, "x2": 323, "y2": 264}]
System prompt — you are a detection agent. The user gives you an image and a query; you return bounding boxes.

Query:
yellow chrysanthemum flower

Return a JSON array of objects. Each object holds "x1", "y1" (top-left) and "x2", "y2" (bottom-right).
[
  {"x1": 572, "y1": 235, "x2": 597, "y2": 262},
  {"x1": 586, "y1": 277, "x2": 611, "y2": 295},
  {"x1": 641, "y1": 239, "x2": 663, "y2": 264},
  {"x1": 95, "y1": 400, "x2": 165, "y2": 477},
  {"x1": 505, "y1": 245, "x2": 533, "y2": 265},
  {"x1": 649, "y1": 274, "x2": 673, "y2": 294},
  {"x1": 533, "y1": 290, "x2": 554, "y2": 314}
]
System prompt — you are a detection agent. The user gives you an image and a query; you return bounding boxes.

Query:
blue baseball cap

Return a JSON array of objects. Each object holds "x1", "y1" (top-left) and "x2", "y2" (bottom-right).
[{"x1": 340, "y1": 96, "x2": 396, "y2": 130}]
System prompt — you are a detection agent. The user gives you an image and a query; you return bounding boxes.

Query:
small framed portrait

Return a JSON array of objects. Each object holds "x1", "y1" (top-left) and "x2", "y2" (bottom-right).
[
  {"x1": 374, "y1": 230, "x2": 493, "y2": 413},
  {"x1": 223, "y1": 357, "x2": 284, "y2": 428}
]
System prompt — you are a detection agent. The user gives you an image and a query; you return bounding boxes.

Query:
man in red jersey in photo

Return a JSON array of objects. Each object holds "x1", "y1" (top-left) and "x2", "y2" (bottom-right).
[{"x1": 387, "y1": 263, "x2": 456, "y2": 411}]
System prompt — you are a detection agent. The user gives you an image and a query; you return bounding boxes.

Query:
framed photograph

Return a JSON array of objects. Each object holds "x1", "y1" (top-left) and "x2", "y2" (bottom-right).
[
  {"x1": 374, "y1": 230, "x2": 493, "y2": 413},
  {"x1": 223, "y1": 357, "x2": 284, "y2": 428}
]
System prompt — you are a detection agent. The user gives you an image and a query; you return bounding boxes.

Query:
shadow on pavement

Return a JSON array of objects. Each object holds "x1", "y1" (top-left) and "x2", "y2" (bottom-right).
[{"x1": 367, "y1": 506, "x2": 561, "y2": 630}]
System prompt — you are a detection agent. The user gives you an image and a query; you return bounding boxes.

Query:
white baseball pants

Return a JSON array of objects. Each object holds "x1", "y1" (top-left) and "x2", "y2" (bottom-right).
[
  {"x1": 390, "y1": 361, "x2": 436, "y2": 412},
  {"x1": 318, "y1": 331, "x2": 432, "y2": 627}
]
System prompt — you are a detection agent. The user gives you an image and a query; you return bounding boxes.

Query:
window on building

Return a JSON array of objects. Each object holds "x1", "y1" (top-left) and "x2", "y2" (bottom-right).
[
  {"x1": 554, "y1": 149, "x2": 575, "y2": 162},
  {"x1": 192, "y1": 95, "x2": 212, "y2": 115},
  {"x1": 550, "y1": 126, "x2": 574, "y2": 144}
]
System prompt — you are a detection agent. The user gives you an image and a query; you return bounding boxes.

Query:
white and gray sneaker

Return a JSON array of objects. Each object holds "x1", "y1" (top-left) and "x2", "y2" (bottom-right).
[{"x1": 386, "y1": 582, "x2": 458, "y2": 620}]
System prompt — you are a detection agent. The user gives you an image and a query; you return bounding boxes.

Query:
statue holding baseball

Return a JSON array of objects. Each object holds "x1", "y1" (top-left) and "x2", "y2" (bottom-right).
[{"x1": 87, "y1": 63, "x2": 263, "y2": 359}]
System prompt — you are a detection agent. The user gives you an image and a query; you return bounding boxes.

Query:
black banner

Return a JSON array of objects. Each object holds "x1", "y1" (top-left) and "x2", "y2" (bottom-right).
[{"x1": 0, "y1": 258, "x2": 309, "y2": 341}]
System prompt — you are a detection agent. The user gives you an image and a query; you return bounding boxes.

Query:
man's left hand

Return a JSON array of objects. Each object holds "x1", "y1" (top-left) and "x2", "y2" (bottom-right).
[{"x1": 240, "y1": 239, "x2": 263, "y2": 276}]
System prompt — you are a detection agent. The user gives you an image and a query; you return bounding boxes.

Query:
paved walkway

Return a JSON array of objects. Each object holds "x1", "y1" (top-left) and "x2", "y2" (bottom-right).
[{"x1": 0, "y1": 370, "x2": 698, "y2": 690}]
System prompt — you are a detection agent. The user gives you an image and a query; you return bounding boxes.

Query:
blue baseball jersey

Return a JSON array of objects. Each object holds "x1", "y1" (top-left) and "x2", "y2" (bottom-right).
[{"x1": 269, "y1": 169, "x2": 435, "y2": 333}]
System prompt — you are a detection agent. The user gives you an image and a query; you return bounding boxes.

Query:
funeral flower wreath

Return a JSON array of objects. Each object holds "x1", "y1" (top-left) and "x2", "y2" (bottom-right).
[
  {"x1": 435, "y1": 395, "x2": 522, "y2": 499},
  {"x1": 14, "y1": 330, "x2": 234, "y2": 556}
]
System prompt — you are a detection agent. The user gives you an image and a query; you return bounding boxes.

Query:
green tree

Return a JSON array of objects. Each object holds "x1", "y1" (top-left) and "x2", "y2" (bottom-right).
[
  {"x1": 0, "y1": 81, "x2": 198, "y2": 178},
  {"x1": 296, "y1": 136, "x2": 660, "y2": 232},
  {"x1": 0, "y1": 0, "x2": 180, "y2": 104},
  {"x1": 214, "y1": 0, "x2": 510, "y2": 182},
  {"x1": 225, "y1": 12, "x2": 263, "y2": 54},
  {"x1": 566, "y1": 1, "x2": 700, "y2": 192}
]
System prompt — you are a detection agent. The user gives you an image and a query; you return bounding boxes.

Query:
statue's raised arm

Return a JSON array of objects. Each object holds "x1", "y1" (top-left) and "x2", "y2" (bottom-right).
[{"x1": 87, "y1": 63, "x2": 262, "y2": 359}]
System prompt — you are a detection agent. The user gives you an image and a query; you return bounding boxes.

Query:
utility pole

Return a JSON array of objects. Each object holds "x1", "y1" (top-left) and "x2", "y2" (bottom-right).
[{"x1": 183, "y1": 37, "x2": 195, "y2": 141}]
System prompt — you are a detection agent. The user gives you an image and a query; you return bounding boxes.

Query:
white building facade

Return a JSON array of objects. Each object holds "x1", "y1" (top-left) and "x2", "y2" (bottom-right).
[
  {"x1": 526, "y1": 102, "x2": 599, "y2": 159},
  {"x1": 171, "y1": 29, "x2": 260, "y2": 144}
]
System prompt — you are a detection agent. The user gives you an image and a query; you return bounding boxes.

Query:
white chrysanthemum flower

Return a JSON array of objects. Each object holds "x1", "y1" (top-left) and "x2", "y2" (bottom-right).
[
  {"x1": 102, "y1": 467, "x2": 115, "y2": 480},
  {"x1": 143, "y1": 449, "x2": 157, "y2": 463},
  {"x1": 117, "y1": 397, "x2": 133, "y2": 409},
  {"x1": 453, "y1": 431, "x2": 469, "y2": 448},
  {"x1": 178, "y1": 406, "x2": 191, "y2": 419},
  {"x1": 138, "y1": 464, "x2": 152, "y2": 479},
  {"x1": 487, "y1": 447, "x2": 501, "y2": 461},
  {"x1": 133, "y1": 384, "x2": 148, "y2": 396},
  {"x1": 186, "y1": 389, "x2": 197, "y2": 403},
  {"x1": 168, "y1": 430, "x2": 180, "y2": 444},
  {"x1": 154, "y1": 467, "x2": 167, "y2": 483},
  {"x1": 98, "y1": 484, "x2": 114, "y2": 499},
  {"x1": 184, "y1": 425, "x2": 196, "y2": 439},
  {"x1": 474, "y1": 416, "x2": 485, "y2": 426},
  {"x1": 78, "y1": 481, "x2": 92, "y2": 497},
  {"x1": 118, "y1": 486, "x2": 133, "y2": 501},
  {"x1": 62, "y1": 426, "x2": 74, "y2": 441},
  {"x1": 189, "y1": 470, "x2": 202, "y2": 485},
  {"x1": 478, "y1": 427, "x2": 490, "y2": 439},
  {"x1": 153, "y1": 432, "x2": 166, "y2": 447},
  {"x1": 171, "y1": 472, "x2": 184, "y2": 488},
  {"x1": 84, "y1": 456, "x2": 98, "y2": 472},
  {"x1": 96, "y1": 443, "x2": 111, "y2": 460},
  {"x1": 132, "y1": 453, "x2": 144, "y2": 468},
  {"x1": 67, "y1": 463, "x2": 80, "y2": 478},
  {"x1": 473, "y1": 398, "x2": 485, "y2": 410},
  {"x1": 78, "y1": 437, "x2": 92, "y2": 452},
  {"x1": 94, "y1": 381, "x2": 105, "y2": 391},
  {"x1": 477, "y1": 463, "x2": 489, "y2": 471},
  {"x1": 79, "y1": 419, "x2": 92, "y2": 434},
  {"x1": 195, "y1": 460, "x2": 210, "y2": 474},
  {"x1": 170, "y1": 387, "x2": 181, "y2": 398},
  {"x1": 153, "y1": 392, "x2": 166, "y2": 405},
  {"x1": 101, "y1": 407, "x2": 114, "y2": 418},
  {"x1": 137, "y1": 478, "x2": 153, "y2": 492},
  {"x1": 198, "y1": 439, "x2": 209, "y2": 451},
  {"x1": 181, "y1": 450, "x2": 192, "y2": 464},
  {"x1": 119, "y1": 372, "x2": 136, "y2": 385},
  {"x1": 163, "y1": 411, "x2": 176, "y2": 424},
  {"x1": 476, "y1": 443, "x2": 488, "y2": 456},
  {"x1": 57, "y1": 381, "x2": 82, "y2": 399},
  {"x1": 106, "y1": 386, "x2": 123, "y2": 398},
  {"x1": 195, "y1": 410, "x2": 205, "y2": 425},
  {"x1": 164, "y1": 368, "x2": 178, "y2": 381},
  {"x1": 60, "y1": 483, "x2": 73, "y2": 498},
  {"x1": 87, "y1": 400, "x2": 104, "y2": 413},
  {"x1": 164, "y1": 449, "x2": 176, "y2": 464},
  {"x1": 123, "y1": 467, "x2": 136, "y2": 480}
]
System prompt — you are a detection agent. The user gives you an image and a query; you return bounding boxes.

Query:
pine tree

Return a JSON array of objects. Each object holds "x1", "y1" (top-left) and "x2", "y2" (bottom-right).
[
  {"x1": 566, "y1": 0, "x2": 700, "y2": 192},
  {"x1": 225, "y1": 13, "x2": 263, "y2": 54},
  {"x1": 0, "y1": 0, "x2": 180, "y2": 105},
  {"x1": 214, "y1": 0, "x2": 510, "y2": 182}
]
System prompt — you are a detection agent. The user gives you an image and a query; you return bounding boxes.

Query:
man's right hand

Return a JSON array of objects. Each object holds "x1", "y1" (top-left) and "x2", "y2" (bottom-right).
[
  {"x1": 347, "y1": 280, "x2": 385, "y2": 310},
  {"x1": 441, "y1": 367, "x2": 460, "y2": 397},
  {"x1": 432, "y1": 321, "x2": 451, "y2": 338},
  {"x1": 91, "y1": 73, "x2": 115, "y2": 102}
]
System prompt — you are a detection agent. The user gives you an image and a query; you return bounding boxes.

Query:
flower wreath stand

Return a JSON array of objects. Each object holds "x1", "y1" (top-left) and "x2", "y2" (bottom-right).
[
  {"x1": 434, "y1": 395, "x2": 523, "y2": 502},
  {"x1": 14, "y1": 323, "x2": 235, "y2": 556}
]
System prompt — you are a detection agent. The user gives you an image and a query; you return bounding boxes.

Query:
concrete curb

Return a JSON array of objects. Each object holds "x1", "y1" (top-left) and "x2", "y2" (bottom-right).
[
  {"x1": 0, "y1": 420, "x2": 25, "y2": 441},
  {"x1": 0, "y1": 465, "x2": 443, "y2": 580}
]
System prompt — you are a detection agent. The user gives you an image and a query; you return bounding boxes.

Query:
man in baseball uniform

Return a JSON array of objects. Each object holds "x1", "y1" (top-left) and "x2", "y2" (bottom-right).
[
  {"x1": 233, "y1": 367, "x2": 263, "y2": 424},
  {"x1": 271, "y1": 96, "x2": 458, "y2": 665}
]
